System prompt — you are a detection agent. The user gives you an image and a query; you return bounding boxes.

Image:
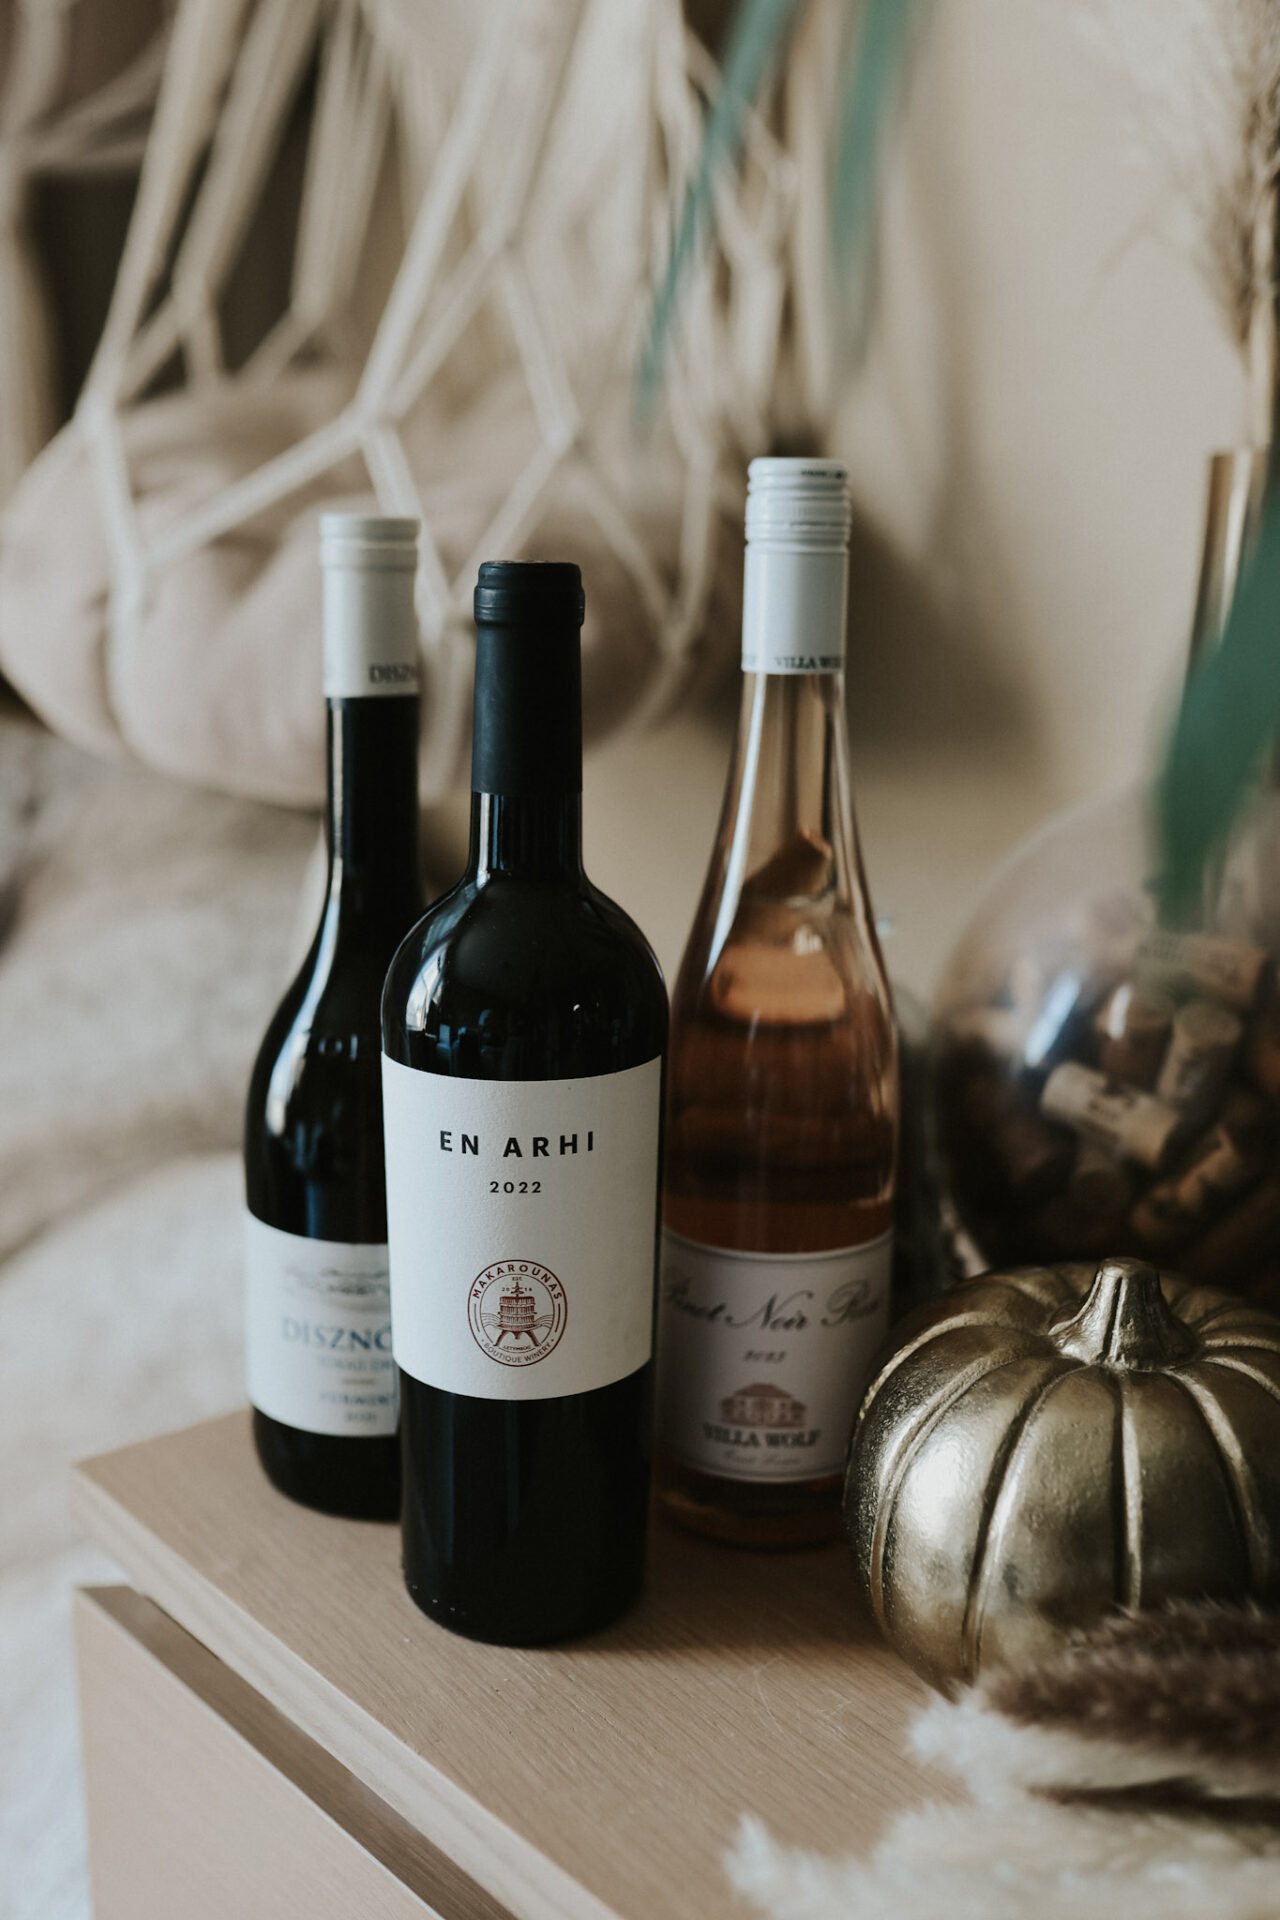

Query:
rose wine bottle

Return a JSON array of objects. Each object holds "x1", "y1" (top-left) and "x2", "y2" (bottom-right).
[
  {"x1": 244, "y1": 515, "x2": 422, "y2": 1519},
  {"x1": 656, "y1": 459, "x2": 898, "y2": 1548},
  {"x1": 381, "y1": 561, "x2": 667, "y2": 1645}
]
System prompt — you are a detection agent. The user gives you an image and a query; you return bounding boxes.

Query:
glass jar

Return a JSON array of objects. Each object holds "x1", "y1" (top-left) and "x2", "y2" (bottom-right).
[{"x1": 932, "y1": 451, "x2": 1280, "y2": 1305}]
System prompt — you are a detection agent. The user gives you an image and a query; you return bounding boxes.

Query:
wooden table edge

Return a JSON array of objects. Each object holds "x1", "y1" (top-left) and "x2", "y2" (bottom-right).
[{"x1": 70, "y1": 1456, "x2": 623, "y2": 1920}]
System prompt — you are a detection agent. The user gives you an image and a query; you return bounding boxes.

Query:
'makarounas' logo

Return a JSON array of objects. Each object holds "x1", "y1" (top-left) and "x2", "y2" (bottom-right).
[{"x1": 468, "y1": 1259, "x2": 567, "y2": 1367}]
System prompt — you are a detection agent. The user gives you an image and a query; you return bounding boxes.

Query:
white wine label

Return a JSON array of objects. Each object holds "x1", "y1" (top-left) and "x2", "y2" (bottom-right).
[
  {"x1": 382, "y1": 1056, "x2": 663, "y2": 1401},
  {"x1": 243, "y1": 1214, "x2": 397, "y2": 1436},
  {"x1": 656, "y1": 1228, "x2": 893, "y2": 1482},
  {"x1": 741, "y1": 545, "x2": 848, "y2": 674},
  {"x1": 322, "y1": 564, "x2": 421, "y2": 699}
]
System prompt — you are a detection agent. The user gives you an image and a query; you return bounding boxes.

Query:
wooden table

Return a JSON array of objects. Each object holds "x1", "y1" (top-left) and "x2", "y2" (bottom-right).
[{"x1": 72, "y1": 1410, "x2": 945, "y2": 1920}]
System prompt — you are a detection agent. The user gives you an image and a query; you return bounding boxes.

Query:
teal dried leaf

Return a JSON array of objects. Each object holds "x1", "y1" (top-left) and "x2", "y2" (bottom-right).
[
  {"x1": 1156, "y1": 476, "x2": 1280, "y2": 922},
  {"x1": 833, "y1": 0, "x2": 924, "y2": 355},
  {"x1": 636, "y1": 0, "x2": 924, "y2": 419},
  {"x1": 635, "y1": 0, "x2": 802, "y2": 422}
]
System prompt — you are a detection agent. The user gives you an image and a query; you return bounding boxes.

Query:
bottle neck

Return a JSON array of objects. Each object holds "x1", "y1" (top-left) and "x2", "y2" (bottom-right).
[
  {"x1": 468, "y1": 616, "x2": 583, "y2": 881},
  {"x1": 713, "y1": 520, "x2": 857, "y2": 907},
  {"x1": 469, "y1": 791, "x2": 583, "y2": 880},
  {"x1": 683, "y1": 667, "x2": 867, "y2": 987},
  {"x1": 325, "y1": 697, "x2": 421, "y2": 919},
  {"x1": 721, "y1": 670, "x2": 857, "y2": 896}
]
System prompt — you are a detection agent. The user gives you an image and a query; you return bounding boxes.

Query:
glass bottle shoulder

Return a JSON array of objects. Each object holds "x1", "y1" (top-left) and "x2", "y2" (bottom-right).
[
  {"x1": 381, "y1": 869, "x2": 668, "y2": 1077},
  {"x1": 246, "y1": 906, "x2": 392, "y2": 1140},
  {"x1": 674, "y1": 872, "x2": 893, "y2": 1046},
  {"x1": 244, "y1": 940, "x2": 393, "y2": 1234}
]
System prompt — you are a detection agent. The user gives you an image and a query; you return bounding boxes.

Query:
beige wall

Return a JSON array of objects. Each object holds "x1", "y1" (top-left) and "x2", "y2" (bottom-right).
[
  {"x1": 589, "y1": 4, "x2": 1263, "y2": 1002},
  {"x1": 839, "y1": 0, "x2": 1251, "y2": 799}
]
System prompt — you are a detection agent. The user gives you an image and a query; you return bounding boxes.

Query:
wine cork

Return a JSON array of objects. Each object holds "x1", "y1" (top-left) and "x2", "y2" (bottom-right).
[
  {"x1": 1040, "y1": 1062, "x2": 1183, "y2": 1170},
  {"x1": 990, "y1": 1111, "x2": 1073, "y2": 1204},
  {"x1": 1128, "y1": 1195, "x2": 1195, "y2": 1257},
  {"x1": 1182, "y1": 1175, "x2": 1280, "y2": 1287},
  {"x1": 1067, "y1": 1140, "x2": 1133, "y2": 1220},
  {"x1": 1130, "y1": 1102, "x2": 1266, "y2": 1257},
  {"x1": 1094, "y1": 983, "x2": 1174, "y2": 1089},
  {"x1": 1217, "y1": 1087, "x2": 1275, "y2": 1156},
  {"x1": 1154, "y1": 999, "x2": 1242, "y2": 1115},
  {"x1": 1135, "y1": 928, "x2": 1272, "y2": 1011}
]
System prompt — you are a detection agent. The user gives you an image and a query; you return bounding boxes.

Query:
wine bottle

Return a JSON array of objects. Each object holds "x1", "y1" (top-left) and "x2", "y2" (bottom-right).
[
  {"x1": 655, "y1": 459, "x2": 898, "y2": 1548},
  {"x1": 244, "y1": 514, "x2": 422, "y2": 1519},
  {"x1": 381, "y1": 561, "x2": 667, "y2": 1645}
]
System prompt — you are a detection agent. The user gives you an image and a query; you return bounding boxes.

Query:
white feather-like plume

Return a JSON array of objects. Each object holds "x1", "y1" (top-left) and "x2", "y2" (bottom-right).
[{"x1": 1082, "y1": 0, "x2": 1280, "y2": 441}]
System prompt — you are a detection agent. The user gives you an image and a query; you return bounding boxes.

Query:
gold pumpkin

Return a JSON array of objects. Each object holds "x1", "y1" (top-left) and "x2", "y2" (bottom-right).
[{"x1": 845, "y1": 1257, "x2": 1280, "y2": 1690}]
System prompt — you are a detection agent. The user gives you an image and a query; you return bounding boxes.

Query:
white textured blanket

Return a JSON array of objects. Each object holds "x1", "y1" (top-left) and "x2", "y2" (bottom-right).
[
  {"x1": 1, "y1": 1155, "x2": 244, "y2": 1920},
  {"x1": 0, "y1": 707, "x2": 312, "y2": 1918}
]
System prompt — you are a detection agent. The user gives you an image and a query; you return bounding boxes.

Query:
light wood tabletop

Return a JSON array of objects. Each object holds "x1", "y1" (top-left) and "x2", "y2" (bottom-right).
[{"x1": 73, "y1": 1410, "x2": 948, "y2": 1920}]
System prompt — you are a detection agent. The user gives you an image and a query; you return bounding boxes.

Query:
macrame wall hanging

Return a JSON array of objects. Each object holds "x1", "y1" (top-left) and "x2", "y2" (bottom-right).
[
  {"x1": 0, "y1": 0, "x2": 824, "y2": 806},
  {"x1": 0, "y1": 0, "x2": 166, "y2": 502}
]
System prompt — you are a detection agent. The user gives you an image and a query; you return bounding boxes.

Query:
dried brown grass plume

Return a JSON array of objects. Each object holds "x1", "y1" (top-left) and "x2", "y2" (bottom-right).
[
  {"x1": 1085, "y1": 0, "x2": 1280, "y2": 439},
  {"x1": 986, "y1": 1603, "x2": 1280, "y2": 1775}
]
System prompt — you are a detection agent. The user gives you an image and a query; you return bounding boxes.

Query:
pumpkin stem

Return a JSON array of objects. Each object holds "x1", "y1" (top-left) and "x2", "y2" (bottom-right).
[{"x1": 1051, "y1": 1259, "x2": 1198, "y2": 1370}]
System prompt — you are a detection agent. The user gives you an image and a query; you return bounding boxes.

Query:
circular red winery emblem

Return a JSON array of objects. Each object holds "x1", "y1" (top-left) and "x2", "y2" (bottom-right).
[{"x1": 468, "y1": 1259, "x2": 567, "y2": 1367}]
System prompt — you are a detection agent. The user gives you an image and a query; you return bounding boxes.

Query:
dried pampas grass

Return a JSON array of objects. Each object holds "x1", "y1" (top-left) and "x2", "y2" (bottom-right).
[
  {"x1": 1081, "y1": 0, "x2": 1280, "y2": 441},
  {"x1": 915, "y1": 1605, "x2": 1280, "y2": 1809},
  {"x1": 730, "y1": 1603, "x2": 1280, "y2": 1920},
  {"x1": 727, "y1": 1796, "x2": 1280, "y2": 1920},
  {"x1": 986, "y1": 1604, "x2": 1280, "y2": 1789}
]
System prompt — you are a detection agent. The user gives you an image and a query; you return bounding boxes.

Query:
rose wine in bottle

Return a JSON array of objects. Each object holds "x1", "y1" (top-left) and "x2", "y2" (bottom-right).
[
  {"x1": 656, "y1": 459, "x2": 898, "y2": 1548},
  {"x1": 381, "y1": 562, "x2": 667, "y2": 1644},
  {"x1": 244, "y1": 515, "x2": 422, "y2": 1519}
]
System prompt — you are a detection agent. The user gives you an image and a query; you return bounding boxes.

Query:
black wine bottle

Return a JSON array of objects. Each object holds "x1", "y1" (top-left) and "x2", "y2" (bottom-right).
[
  {"x1": 244, "y1": 514, "x2": 422, "y2": 1519},
  {"x1": 381, "y1": 561, "x2": 667, "y2": 1645}
]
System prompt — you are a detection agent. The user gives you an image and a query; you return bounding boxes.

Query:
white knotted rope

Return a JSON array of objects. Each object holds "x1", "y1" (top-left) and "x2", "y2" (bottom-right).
[
  {"x1": 38, "y1": 0, "x2": 833, "y2": 790},
  {"x1": 0, "y1": 0, "x2": 167, "y2": 503}
]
